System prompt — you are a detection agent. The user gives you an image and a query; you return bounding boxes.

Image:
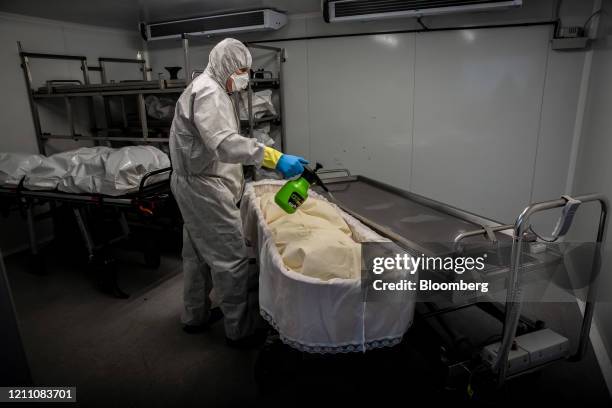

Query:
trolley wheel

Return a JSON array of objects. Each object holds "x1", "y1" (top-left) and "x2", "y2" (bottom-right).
[{"x1": 91, "y1": 255, "x2": 129, "y2": 299}]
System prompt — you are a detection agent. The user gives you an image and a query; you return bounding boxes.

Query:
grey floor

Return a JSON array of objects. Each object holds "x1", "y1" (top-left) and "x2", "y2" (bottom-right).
[
  {"x1": 5, "y1": 247, "x2": 612, "y2": 407},
  {"x1": 6, "y1": 250, "x2": 260, "y2": 407}
]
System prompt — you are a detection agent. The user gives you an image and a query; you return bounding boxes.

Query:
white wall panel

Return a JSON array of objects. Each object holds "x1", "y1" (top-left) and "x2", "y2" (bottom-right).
[
  {"x1": 306, "y1": 34, "x2": 415, "y2": 190},
  {"x1": 0, "y1": 13, "x2": 141, "y2": 153},
  {"x1": 148, "y1": 40, "x2": 212, "y2": 80},
  {"x1": 529, "y1": 48, "x2": 586, "y2": 232},
  {"x1": 62, "y1": 26, "x2": 142, "y2": 81},
  {"x1": 272, "y1": 41, "x2": 310, "y2": 156},
  {"x1": 0, "y1": 17, "x2": 65, "y2": 153},
  {"x1": 411, "y1": 26, "x2": 550, "y2": 222}
]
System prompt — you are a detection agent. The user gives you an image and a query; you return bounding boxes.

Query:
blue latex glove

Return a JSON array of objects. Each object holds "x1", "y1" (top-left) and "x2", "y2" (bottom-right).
[{"x1": 276, "y1": 154, "x2": 309, "y2": 178}]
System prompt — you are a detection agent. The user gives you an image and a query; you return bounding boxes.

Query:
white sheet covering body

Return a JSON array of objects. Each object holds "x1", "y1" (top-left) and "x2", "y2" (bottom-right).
[
  {"x1": 145, "y1": 95, "x2": 176, "y2": 120},
  {"x1": 239, "y1": 89, "x2": 276, "y2": 120},
  {"x1": 0, "y1": 153, "x2": 66, "y2": 190},
  {"x1": 0, "y1": 146, "x2": 170, "y2": 195},
  {"x1": 259, "y1": 192, "x2": 361, "y2": 281},
  {"x1": 24, "y1": 157, "x2": 66, "y2": 190},
  {"x1": 241, "y1": 180, "x2": 416, "y2": 353},
  {"x1": 0, "y1": 153, "x2": 43, "y2": 187},
  {"x1": 56, "y1": 146, "x2": 170, "y2": 196}
]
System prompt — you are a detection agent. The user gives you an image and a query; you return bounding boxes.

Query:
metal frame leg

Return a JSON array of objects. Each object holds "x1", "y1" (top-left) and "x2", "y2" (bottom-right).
[
  {"x1": 73, "y1": 207, "x2": 128, "y2": 298},
  {"x1": 571, "y1": 207, "x2": 607, "y2": 360},
  {"x1": 120, "y1": 96, "x2": 128, "y2": 130},
  {"x1": 103, "y1": 96, "x2": 113, "y2": 140},
  {"x1": 494, "y1": 194, "x2": 608, "y2": 386},
  {"x1": 64, "y1": 97, "x2": 76, "y2": 138},
  {"x1": 73, "y1": 207, "x2": 94, "y2": 261},
  {"x1": 182, "y1": 34, "x2": 191, "y2": 84},
  {"x1": 87, "y1": 97, "x2": 98, "y2": 145},
  {"x1": 25, "y1": 203, "x2": 46, "y2": 275},
  {"x1": 18, "y1": 42, "x2": 46, "y2": 154},
  {"x1": 247, "y1": 82, "x2": 254, "y2": 138},
  {"x1": 118, "y1": 211, "x2": 130, "y2": 238},
  {"x1": 26, "y1": 206, "x2": 38, "y2": 257},
  {"x1": 137, "y1": 93, "x2": 148, "y2": 140}
]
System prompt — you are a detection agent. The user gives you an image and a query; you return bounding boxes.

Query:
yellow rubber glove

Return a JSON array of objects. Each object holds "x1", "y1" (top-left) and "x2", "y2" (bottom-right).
[{"x1": 262, "y1": 146, "x2": 283, "y2": 169}]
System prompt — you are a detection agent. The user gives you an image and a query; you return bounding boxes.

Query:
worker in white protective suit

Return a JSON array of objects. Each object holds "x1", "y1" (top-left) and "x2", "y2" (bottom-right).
[{"x1": 169, "y1": 38, "x2": 308, "y2": 347}]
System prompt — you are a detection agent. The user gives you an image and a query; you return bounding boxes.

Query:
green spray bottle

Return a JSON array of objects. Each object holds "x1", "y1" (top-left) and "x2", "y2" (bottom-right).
[{"x1": 274, "y1": 163, "x2": 328, "y2": 214}]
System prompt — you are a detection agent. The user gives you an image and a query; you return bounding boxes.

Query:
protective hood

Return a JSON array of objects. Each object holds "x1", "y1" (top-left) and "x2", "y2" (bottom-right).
[{"x1": 204, "y1": 38, "x2": 252, "y2": 88}]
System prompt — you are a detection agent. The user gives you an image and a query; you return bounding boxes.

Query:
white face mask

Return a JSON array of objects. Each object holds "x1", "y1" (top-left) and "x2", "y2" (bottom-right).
[{"x1": 230, "y1": 71, "x2": 249, "y2": 91}]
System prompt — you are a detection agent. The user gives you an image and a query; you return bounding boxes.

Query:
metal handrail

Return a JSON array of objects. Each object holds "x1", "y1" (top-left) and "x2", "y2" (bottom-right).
[
  {"x1": 45, "y1": 80, "x2": 83, "y2": 94},
  {"x1": 453, "y1": 224, "x2": 514, "y2": 252},
  {"x1": 138, "y1": 167, "x2": 173, "y2": 193},
  {"x1": 98, "y1": 57, "x2": 147, "y2": 83},
  {"x1": 317, "y1": 168, "x2": 352, "y2": 179}
]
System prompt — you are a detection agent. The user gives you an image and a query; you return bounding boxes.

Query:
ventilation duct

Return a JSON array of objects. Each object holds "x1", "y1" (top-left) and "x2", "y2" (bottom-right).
[
  {"x1": 323, "y1": 0, "x2": 522, "y2": 23},
  {"x1": 143, "y1": 9, "x2": 287, "y2": 41}
]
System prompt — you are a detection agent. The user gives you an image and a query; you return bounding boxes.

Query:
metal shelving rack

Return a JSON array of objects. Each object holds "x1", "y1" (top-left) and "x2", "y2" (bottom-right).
[
  {"x1": 244, "y1": 43, "x2": 286, "y2": 152},
  {"x1": 19, "y1": 39, "x2": 286, "y2": 156},
  {"x1": 18, "y1": 41, "x2": 183, "y2": 154}
]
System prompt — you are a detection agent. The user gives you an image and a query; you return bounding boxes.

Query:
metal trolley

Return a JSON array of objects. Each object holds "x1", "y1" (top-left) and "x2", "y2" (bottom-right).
[
  {"x1": 14, "y1": 43, "x2": 183, "y2": 297},
  {"x1": 0, "y1": 168, "x2": 174, "y2": 298},
  {"x1": 255, "y1": 171, "x2": 608, "y2": 398}
]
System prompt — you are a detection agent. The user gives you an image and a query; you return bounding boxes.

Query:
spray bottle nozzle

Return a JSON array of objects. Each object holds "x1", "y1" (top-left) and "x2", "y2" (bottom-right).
[{"x1": 302, "y1": 162, "x2": 328, "y2": 192}]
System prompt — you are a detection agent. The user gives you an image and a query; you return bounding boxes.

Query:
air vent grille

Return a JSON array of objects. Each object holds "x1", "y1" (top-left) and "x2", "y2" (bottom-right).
[
  {"x1": 326, "y1": 0, "x2": 522, "y2": 22},
  {"x1": 334, "y1": 0, "x2": 514, "y2": 17},
  {"x1": 149, "y1": 11, "x2": 265, "y2": 38}
]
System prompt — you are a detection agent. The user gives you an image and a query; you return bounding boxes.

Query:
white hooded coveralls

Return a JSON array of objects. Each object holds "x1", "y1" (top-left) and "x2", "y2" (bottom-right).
[{"x1": 169, "y1": 38, "x2": 266, "y2": 339}]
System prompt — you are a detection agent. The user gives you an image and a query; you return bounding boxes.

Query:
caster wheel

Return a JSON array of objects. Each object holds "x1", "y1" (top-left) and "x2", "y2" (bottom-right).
[{"x1": 91, "y1": 256, "x2": 129, "y2": 299}]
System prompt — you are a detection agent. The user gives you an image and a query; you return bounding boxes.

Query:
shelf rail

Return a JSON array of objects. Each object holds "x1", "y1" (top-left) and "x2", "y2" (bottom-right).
[{"x1": 17, "y1": 42, "x2": 164, "y2": 152}]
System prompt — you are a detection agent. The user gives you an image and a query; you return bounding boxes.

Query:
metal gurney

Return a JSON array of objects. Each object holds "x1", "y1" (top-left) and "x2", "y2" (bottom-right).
[
  {"x1": 0, "y1": 167, "x2": 174, "y2": 298},
  {"x1": 320, "y1": 172, "x2": 607, "y2": 386},
  {"x1": 252, "y1": 170, "x2": 607, "y2": 390}
]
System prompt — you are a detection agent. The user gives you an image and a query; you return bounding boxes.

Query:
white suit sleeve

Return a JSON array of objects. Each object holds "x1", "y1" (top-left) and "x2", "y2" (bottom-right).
[
  {"x1": 216, "y1": 134, "x2": 265, "y2": 166},
  {"x1": 192, "y1": 84, "x2": 264, "y2": 166}
]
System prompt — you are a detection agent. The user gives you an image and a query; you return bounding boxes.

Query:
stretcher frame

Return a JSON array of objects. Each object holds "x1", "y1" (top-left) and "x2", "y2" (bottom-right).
[
  {"x1": 0, "y1": 167, "x2": 173, "y2": 298},
  {"x1": 313, "y1": 170, "x2": 607, "y2": 388}
]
